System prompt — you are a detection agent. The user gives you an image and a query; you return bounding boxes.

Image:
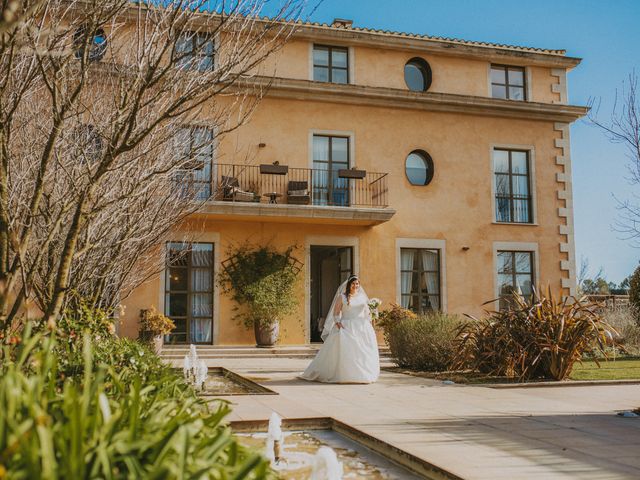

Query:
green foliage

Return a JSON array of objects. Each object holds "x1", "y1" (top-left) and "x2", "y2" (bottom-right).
[
  {"x1": 58, "y1": 300, "x2": 116, "y2": 338},
  {"x1": 628, "y1": 264, "x2": 640, "y2": 324},
  {"x1": 218, "y1": 244, "x2": 300, "y2": 329},
  {"x1": 0, "y1": 328, "x2": 270, "y2": 479},
  {"x1": 58, "y1": 335, "x2": 171, "y2": 385},
  {"x1": 379, "y1": 305, "x2": 462, "y2": 371},
  {"x1": 581, "y1": 277, "x2": 610, "y2": 295},
  {"x1": 50, "y1": 303, "x2": 169, "y2": 384},
  {"x1": 453, "y1": 288, "x2": 614, "y2": 381}
]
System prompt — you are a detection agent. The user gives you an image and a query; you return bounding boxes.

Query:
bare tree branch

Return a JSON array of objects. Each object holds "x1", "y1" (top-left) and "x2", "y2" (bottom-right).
[
  {"x1": 589, "y1": 72, "x2": 640, "y2": 246},
  {"x1": 0, "y1": 0, "x2": 308, "y2": 332}
]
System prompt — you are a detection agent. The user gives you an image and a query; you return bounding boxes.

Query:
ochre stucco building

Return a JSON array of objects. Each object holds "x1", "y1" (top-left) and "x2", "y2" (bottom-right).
[{"x1": 120, "y1": 17, "x2": 587, "y2": 346}]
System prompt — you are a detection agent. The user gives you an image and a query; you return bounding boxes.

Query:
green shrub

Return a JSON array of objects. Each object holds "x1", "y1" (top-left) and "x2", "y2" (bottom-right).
[
  {"x1": 0, "y1": 330, "x2": 270, "y2": 479},
  {"x1": 57, "y1": 300, "x2": 116, "y2": 338},
  {"x1": 380, "y1": 305, "x2": 463, "y2": 371},
  {"x1": 453, "y1": 289, "x2": 614, "y2": 381},
  {"x1": 377, "y1": 303, "x2": 417, "y2": 333},
  {"x1": 58, "y1": 335, "x2": 171, "y2": 384},
  {"x1": 52, "y1": 304, "x2": 170, "y2": 384},
  {"x1": 628, "y1": 265, "x2": 640, "y2": 325}
]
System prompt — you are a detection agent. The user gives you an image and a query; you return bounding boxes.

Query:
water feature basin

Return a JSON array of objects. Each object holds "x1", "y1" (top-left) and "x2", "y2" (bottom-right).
[
  {"x1": 232, "y1": 417, "x2": 458, "y2": 480},
  {"x1": 178, "y1": 367, "x2": 278, "y2": 396}
]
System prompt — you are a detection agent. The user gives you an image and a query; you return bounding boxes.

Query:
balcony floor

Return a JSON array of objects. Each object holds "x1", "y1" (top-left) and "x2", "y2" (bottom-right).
[{"x1": 198, "y1": 200, "x2": 395, "y2": 225}]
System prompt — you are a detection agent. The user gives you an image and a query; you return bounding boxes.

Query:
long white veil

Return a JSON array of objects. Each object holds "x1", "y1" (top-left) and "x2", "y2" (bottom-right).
[{"x1": 320, "y1": 277, "x2": 370, "y2": 341}]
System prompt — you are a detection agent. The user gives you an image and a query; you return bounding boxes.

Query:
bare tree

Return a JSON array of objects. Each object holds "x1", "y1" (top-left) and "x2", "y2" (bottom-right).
[
  {"x1": 590, "y1": 72, "x2": 640, "y2": 244},
  {"x1": 577, "y1": 255, "x2": 607, "y2": 295},
  {"x1": 0, "y1": 0, "x2": 47, "y2": 34},
  {"x1": 0, "y1": 0, "x2": 306, "y2": 333}
]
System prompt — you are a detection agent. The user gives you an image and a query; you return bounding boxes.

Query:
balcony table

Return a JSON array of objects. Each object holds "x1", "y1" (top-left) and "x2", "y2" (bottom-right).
[{"x1": 262, "y1": 192, "x2": 282, "y2": 204}]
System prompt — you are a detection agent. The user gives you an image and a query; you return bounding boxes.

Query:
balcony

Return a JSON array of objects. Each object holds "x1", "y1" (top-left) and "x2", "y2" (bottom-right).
[{"x1": 196, "y1": 163, "x2": 395, "y2": 225}]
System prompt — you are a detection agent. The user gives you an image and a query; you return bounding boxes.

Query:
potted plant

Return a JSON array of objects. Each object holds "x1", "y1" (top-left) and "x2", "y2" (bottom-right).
[
  {"x1": 219, "y1": 245, "x2": 301, "y2": 347},
  {"x1": 259, "y1": 161, "x2": 289, "y2": 175},
  {"x1": 139, "y1": 307, "x2": 175, "y2": 354}
]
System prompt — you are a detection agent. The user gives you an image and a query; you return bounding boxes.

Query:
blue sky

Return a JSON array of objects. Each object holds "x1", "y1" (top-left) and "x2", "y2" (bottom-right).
[{"x1": 296, "y1": 0, "x2": 640, "y2": 283}]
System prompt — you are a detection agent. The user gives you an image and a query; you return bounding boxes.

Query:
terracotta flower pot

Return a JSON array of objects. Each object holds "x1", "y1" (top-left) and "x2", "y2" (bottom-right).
[{"x1": 254, "y1": 320, "x2": 279, "y2": 347}]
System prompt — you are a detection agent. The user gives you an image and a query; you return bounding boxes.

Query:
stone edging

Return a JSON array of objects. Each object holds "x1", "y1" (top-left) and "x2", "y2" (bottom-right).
[
  {"x1": 382, "y1": 367, "x2": 640, "y2": 388},
  {"x1": 480, "y1": 378, "x2": 640, "y2": 389}
]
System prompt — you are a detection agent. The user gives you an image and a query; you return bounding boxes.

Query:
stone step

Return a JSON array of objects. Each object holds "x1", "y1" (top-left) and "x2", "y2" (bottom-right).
[{"x1": 160, "y1": 345, "x2": 392, "y2": 360}]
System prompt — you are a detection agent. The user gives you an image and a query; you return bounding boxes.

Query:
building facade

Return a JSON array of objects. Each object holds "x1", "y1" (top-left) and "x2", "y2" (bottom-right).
[{"x1": 120, "y1": 18, "x2": 587, "y2": 345}]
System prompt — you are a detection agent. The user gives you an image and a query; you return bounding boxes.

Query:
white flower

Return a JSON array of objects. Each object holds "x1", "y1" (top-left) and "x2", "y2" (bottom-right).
[
  {"x1": 368, "y1": 298, "x2": 382, "y2": 308},
  {"x1": 99, "y1": 393, "x2": 111, "y2": 422}
]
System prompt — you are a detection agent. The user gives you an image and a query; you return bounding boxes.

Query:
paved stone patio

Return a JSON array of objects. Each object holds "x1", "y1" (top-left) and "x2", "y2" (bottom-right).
[{"x1": 194, "y1": 357, "x2": 640, "y2": 479}]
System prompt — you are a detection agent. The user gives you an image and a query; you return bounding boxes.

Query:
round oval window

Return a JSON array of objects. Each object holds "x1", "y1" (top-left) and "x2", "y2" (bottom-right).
[
  {"x1": 74, "y1": 27, "x2": 107, "y2": 62},
  {"x1": 405, "y1": 150, "x2": 434, "y2": 186},
  {"x1": 404, "y1": 58, "x2": 432, "y2": 92}
]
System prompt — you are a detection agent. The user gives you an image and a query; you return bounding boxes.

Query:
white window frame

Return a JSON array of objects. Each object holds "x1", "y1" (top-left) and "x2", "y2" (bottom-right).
[
  {"x1": 492, "y1": 241, "x2": 539, "y2": 310},
  {"x1": 490, "y1": 144, "x2": 538, "y2": 225},
  {"x1": 159, "y1": 232, "x2": 221, "y2": 345},
  {"x1": 395, "y1": 238, "x2": 447, "y2": 312}
]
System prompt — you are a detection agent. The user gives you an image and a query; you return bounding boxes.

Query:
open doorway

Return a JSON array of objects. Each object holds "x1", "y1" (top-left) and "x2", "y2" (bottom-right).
[{"x1": 310, "y1": 246, "x2": 353, "y2": 343}]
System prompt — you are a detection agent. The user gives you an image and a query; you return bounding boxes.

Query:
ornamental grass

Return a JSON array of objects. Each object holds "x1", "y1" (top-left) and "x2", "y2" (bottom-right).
[{"x1": 452, "y1": 288, "x2": 615, "y2": 381}]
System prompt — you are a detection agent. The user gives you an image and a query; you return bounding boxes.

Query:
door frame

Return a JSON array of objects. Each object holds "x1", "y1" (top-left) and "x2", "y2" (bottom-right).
[
  {"x1": 308, "y1": 129, "x2": 356, "y2": 206},
  {"x1": 304, "y1": 235, "x2": 359, "y2": 344},
  {"x1": 159, "y1": 231, "x2": 221, "y2": 345}
]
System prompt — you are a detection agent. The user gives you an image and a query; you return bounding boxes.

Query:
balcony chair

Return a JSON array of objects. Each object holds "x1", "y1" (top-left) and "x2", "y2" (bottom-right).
[
  {"x1": 287, "y1": 181, "x2": 310, "y2": 205},
  {"x1": 220, "y1": 175, "x2": 255, "y2": 202}
]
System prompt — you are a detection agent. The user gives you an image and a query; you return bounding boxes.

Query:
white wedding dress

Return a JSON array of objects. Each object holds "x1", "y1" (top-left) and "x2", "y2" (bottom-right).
[{"x1": 300, "y1": 288, "x2": 380, "y2": 384}]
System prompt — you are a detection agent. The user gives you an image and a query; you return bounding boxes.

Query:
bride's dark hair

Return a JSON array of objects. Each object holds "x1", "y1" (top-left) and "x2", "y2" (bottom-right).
[{"x1": 345, "y1": 275, "x2": 359, "y2": 305}]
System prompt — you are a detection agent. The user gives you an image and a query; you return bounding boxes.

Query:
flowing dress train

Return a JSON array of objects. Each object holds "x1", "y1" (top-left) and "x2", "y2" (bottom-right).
[{"x1": 300, "y1": 292, "x2": 380, "y2": 383}]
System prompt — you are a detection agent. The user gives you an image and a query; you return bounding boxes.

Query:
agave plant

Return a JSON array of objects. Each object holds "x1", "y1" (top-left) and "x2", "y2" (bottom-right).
[{"x1": 453, "y1": 287, "x2": 615, "y2": 381}]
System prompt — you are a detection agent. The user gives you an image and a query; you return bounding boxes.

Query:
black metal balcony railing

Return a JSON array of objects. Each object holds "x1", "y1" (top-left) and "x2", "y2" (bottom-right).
[{"x1": 200, "y1": 163, "x2": 389, "y2": 208}]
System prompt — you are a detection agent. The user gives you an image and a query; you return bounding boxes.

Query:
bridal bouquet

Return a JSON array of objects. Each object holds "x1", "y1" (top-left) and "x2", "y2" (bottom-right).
[{"x1": 368, "y1": 298, "x2": 382, "y2": 320}]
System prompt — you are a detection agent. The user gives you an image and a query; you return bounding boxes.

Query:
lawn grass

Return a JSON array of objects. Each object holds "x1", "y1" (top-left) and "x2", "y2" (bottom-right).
[
  {"x1": 387, "y1": 357, "x2": 640, "y2": 383},
  {"x1": 570, "y1": 358, "x2": 640, "y2": 381}
]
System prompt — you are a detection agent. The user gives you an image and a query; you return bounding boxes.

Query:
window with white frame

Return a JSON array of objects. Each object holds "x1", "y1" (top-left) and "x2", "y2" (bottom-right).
[{"x1": 400, "y1": 248, "x2": 441, "y2": 313}]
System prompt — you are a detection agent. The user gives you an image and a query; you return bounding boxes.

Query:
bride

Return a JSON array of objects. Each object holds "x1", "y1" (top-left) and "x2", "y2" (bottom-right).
[{"x1": 300, "y1": 275, "x2": 380, "y2": 383}]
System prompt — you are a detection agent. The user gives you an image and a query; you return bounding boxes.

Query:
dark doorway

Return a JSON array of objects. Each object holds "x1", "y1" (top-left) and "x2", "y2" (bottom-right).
[{"x1": 310, "y1": 246, "x2": 353, "y2": 343}]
